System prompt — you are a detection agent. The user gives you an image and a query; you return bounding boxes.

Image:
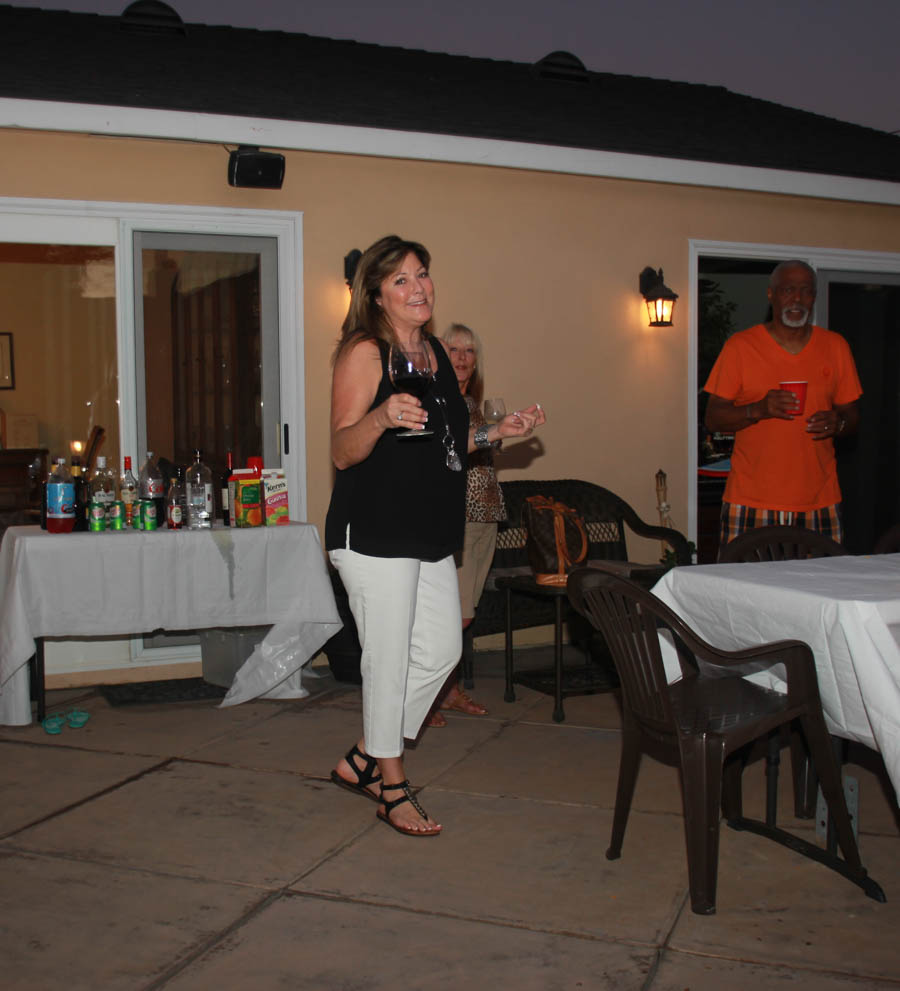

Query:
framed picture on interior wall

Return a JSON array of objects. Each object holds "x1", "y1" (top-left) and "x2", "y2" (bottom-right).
[{"x1": 0, "y1": 333, "x2": 14, "y2": 389}]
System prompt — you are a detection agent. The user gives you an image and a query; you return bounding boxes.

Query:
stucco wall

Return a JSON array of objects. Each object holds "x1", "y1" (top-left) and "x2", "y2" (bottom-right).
[{"x1": 3, "y1": 128, "x2": 900, "y2": 559}]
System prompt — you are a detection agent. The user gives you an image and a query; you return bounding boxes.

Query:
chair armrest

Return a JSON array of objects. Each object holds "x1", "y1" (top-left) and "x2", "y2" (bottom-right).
[
  {"x1": 666, "y1": 616, "x2": 819, "y2": 690},
  {"x1": 616, "y1": 501, "x2": 692, "y2": 564}
]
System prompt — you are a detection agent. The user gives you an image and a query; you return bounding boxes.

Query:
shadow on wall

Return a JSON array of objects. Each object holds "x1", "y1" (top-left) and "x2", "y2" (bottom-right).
[{"x1": 495, "y1": 437, "x2": 545, "y2": 471}]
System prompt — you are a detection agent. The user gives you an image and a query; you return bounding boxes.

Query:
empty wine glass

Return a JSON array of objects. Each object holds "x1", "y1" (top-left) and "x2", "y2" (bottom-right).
[
  {"x1": 483, "y1": 398, "x2": 506, "y2": 425},
  {"x1": 388, "y1": 343, "x2": 435, "y2": 438}
]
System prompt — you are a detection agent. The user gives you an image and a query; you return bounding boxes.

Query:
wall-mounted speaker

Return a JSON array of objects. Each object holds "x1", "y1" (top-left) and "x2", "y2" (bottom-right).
[{"x1": 227, "y1": 146, "x2": 285, "y2": 189}]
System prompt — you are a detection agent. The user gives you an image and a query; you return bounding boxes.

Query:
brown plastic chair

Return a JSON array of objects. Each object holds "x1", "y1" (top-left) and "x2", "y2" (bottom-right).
[
  {"x1": 719, "y1": 524, "x2": 847, "y2": 818},
  {"x1": 719, "y1": 524, "x2": 846, "y2": 563},
  {"x1": 567, "y1": 566, "x2": 884, "y2": 915}
]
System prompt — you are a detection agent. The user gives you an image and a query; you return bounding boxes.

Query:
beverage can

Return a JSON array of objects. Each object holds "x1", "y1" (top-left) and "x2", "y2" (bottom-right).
[
  {"x1": 141, "y1": 499, "x2": 158, "y2": 531},
  {"x1": 88, "y1": 501, "x2": 107, "y2": 531},
  {"x1": 109, "y1": 501, "x2": 125, "y2": 528}
]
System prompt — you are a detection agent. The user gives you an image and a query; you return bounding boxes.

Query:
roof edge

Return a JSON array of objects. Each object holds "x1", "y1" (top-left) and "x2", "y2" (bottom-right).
[{"x1": 2, "y1": 97, "x2": 898, "y2": 207}]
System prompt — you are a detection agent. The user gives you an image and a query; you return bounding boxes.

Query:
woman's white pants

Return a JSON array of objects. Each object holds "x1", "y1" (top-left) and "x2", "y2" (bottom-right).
[{"x1": 329, "y1": 545, "x2": 462, "y2": 757}]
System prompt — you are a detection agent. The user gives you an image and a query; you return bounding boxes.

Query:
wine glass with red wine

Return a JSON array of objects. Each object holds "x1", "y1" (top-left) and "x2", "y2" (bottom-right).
[{"x1": 388, "y1": 343, "x2": 435, "y2": 437}]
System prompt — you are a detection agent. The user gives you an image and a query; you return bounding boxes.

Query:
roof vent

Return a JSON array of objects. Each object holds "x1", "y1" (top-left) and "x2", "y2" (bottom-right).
[
  {"x1": 534, "y1": 51, "x2": 589, "y2": 83},
  {"x1": 121, "y1": 1, "x2": 186, "y2": 35}
]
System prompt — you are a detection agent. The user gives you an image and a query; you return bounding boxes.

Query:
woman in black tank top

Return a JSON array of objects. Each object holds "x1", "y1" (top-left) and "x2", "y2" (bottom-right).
[{"x1": 326, "y1": 235, "x2": 544, "y2": 837}]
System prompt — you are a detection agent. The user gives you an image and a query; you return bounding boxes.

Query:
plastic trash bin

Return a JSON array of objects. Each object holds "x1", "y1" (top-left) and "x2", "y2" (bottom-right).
[{"x1": 199, "y1": 625, "x2": 272, "y2": 687}]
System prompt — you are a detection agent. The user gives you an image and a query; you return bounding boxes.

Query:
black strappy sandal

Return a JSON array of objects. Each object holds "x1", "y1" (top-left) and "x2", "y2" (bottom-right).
[
  {"x1": 377, "y1": 780, "x2": 442, "y2": 837},
  {"x1": 330, "y1": 744, "x2": 382, "y2": 803}
]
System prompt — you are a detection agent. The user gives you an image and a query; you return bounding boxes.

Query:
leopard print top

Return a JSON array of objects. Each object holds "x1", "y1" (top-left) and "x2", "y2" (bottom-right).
[{"x1": 465, "y1": 396, "x2": 507, "y2": 523}]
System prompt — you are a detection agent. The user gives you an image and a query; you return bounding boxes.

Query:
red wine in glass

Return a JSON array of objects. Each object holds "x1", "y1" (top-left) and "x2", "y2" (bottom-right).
[{"x1": 388, "y1": 344, "x2": 435, "y2": 437}]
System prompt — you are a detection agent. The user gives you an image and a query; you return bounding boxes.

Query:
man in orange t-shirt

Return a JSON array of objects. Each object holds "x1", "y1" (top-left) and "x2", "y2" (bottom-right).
[{"x1": 704, "y1": 260, "x2": 862, "y2": 553}]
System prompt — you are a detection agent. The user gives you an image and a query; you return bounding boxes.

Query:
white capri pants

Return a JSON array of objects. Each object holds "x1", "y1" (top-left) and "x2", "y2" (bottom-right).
[{"x1": 329, "y1": 542, "x2": 462, "y2": 757}]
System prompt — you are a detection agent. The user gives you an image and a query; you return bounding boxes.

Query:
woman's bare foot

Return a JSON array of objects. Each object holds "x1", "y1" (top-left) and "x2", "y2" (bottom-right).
[
  {"x1": 426, "y1": 709, "x2": 447, "y2": 727},
  {"x1": 440, "y1": 684, "x2": 488, "y2": 715},
  {"x1": 378, "y1": 781, "x2": 442, "y2": 836}
]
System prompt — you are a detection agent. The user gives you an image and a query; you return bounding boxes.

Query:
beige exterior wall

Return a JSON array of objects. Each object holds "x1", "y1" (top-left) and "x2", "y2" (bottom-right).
[{"x1": 3, "y1": 128, "x2": 900, "y2": 560}]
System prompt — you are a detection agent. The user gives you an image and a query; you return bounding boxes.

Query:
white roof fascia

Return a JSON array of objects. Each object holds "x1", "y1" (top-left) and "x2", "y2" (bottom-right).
[{"x1": 2, "y1": 97, "x2": 899, "y2": 207}]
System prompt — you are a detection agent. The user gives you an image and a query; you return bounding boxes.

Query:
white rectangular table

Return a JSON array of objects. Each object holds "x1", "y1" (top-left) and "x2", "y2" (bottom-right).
[
  {"x1": 0, "y1": 523, "x2": 342, "y2": 725},
  {"x1": 652, "y1": 554, "x2": 900, "y2": 801}
]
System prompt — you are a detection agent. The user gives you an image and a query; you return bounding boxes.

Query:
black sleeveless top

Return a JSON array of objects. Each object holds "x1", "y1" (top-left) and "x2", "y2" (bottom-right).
[{"x1": 325, "y1": 336, "x2": 468, "y2": 560}]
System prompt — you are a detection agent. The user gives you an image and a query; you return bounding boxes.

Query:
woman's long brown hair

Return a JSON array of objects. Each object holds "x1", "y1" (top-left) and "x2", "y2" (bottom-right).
[{"x1": 333, "y1": 234, "x2": 432, "y2": 364}]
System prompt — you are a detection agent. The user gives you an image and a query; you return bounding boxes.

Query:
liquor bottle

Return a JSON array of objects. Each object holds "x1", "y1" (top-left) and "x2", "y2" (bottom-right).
[
  {"x1": 185, "y1": 449, "x2": 214, "y2": 529},
  {"x1": 166, "y1": 466, "x2": 185, "y2": 529},
  {"x1": 120, "y1": 455, "x2": 139, "y2": 529},
  {"x1": 70, "y1": 457, "x2": 89, "y2": 532},
  {"x1": 220, "y1": 451, "x2": 234, "y2": 526},
  {"x1": 46, "y1": 458, "x2": 75, "y2": 533},
  {"x1": 139, "y1": 451, "x2": 165, "y2": 527},
  {"x1": 90, "y1": 455, "x2": 117, "y2": 522}
]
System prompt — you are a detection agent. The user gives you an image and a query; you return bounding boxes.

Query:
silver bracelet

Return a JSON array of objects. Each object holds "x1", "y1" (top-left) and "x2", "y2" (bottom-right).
[{"x1": 474, "y1": 424, "x2": 491, "y2": 449}]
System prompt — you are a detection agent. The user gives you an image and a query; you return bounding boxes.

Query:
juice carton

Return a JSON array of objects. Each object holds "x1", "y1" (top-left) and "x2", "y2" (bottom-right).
[
  {"x1": 232, "y1": 470, "x2": 262, "y2": 527},
  {"x1": 262, "y1": 469, "x2": 290, "y2": 526}
]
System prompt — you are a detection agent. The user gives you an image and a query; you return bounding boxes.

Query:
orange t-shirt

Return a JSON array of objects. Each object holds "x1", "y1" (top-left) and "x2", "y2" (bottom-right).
[{"x1": 704, "y1": 324, "x2": 862, "y2": 511}]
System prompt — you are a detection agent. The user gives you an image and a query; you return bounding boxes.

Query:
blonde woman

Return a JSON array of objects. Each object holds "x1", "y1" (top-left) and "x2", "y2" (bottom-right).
[{"x1": 428, "y1": 322, "x2": 542, "y2": 725}]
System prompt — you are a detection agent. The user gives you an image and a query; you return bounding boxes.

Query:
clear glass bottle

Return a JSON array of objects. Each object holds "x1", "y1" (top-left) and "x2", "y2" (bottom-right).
[
  {"x1": 185, "y1": 449, "x2": 213, "y2": 529},
  {"x1": 139, "y1": 451, "x2": 166, "y2": 526},
  {"x1": 120, "y1": 455, "x2": 139, "y2": 528},
  {"x1": 90, "y1": 455, "x2": 118, "y2": 521},
  {"x1": 166, "y1": 466, "x2": 185, "y2": 529}
]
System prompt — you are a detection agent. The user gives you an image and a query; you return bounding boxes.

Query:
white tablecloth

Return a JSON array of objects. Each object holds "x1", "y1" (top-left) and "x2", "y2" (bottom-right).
[
  {"x1": 652, "y1": 554, "x2": 900, "y2": 800},
  {"x1": 0, "y1": 524, "x2": 342, "y2": 724}
]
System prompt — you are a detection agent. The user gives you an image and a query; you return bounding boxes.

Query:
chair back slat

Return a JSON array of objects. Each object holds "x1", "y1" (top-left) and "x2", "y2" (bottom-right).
[
  {"x1": 574, "y1": 575, "x2": 675, "y2": 732},
  {"x1": 719, "y1": 525, "x2": 846, "y2": 563}
]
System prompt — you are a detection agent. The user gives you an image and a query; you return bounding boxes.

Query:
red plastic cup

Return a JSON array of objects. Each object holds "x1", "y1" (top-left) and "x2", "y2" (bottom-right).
[{"x1": 779, "y1": 380, "x2": 807, "y2": 417}]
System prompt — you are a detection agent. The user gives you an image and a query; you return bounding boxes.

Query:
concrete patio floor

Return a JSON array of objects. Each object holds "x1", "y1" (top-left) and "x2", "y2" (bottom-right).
[{"x1": 1, "y1": 647, "x2": 899, "y2": 990}]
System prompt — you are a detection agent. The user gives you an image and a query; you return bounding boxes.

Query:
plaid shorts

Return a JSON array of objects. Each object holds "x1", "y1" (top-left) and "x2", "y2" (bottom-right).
[{"x1": 719, "y1": 502, "x2": 843, "y2": 554}]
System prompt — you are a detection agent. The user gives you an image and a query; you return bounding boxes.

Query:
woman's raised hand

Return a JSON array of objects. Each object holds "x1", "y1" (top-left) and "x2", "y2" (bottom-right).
[{"x1": 496, "y1": 403, "x2": 545, "y2": 438}]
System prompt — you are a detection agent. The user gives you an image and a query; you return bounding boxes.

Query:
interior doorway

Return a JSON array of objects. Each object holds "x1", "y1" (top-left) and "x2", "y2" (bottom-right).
[{"x1": 822, "y1": 272, "x2": 900, "y2": 554}]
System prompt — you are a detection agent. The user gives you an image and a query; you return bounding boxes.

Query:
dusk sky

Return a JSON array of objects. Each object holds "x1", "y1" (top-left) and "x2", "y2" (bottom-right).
[{"x1": 10, "y1": 0, "x2": 900, "y2": 134}]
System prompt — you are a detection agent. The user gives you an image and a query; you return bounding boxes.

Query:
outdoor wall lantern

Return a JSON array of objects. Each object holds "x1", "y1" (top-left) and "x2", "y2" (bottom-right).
[
  {"x1": 344, "y1": 249, "x2": 362, "y2": 288},
  {"x1": 639, "y1": 266, "x2": 679, "y2": 326}
]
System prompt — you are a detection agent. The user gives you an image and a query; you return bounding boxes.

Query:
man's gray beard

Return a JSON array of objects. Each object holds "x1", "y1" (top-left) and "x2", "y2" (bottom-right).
[{"x1": 781, "y1": 307, "x2": 809, "y2": 328}]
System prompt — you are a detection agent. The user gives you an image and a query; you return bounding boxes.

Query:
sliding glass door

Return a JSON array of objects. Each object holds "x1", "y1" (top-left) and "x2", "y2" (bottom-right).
[
  {"x1": 0, "y1": 198, "x2": 303, "y2": 677},
  {"x1": 133, "y1": 232, "x2": 281, "y2": 506}
]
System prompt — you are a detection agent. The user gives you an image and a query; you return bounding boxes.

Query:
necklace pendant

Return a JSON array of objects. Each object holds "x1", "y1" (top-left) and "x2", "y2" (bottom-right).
[{"x1": 446, "y1": 449, "x2": 463, "y2": 472}]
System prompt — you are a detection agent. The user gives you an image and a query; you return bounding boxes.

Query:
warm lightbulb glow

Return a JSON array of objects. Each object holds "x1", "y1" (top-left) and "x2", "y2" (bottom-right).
[
  {"x1": 70, "y1": 440, "x2": 84, "y2": 455},
  {"x1": 646, "y1": 297, "x2": 675, "y2": 326}
]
